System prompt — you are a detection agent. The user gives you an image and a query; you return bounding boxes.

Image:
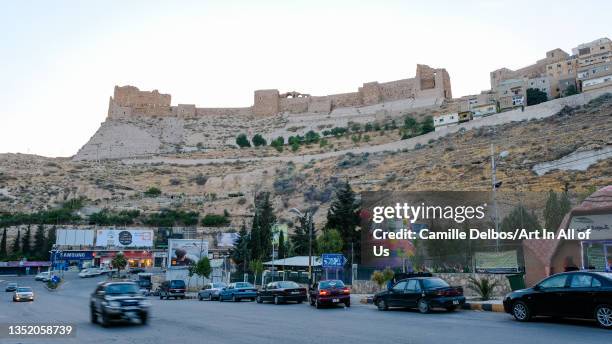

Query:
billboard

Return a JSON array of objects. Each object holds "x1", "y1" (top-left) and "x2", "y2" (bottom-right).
[
  {"x1": 168, "y1": 239, "x2": 208, "y2": 269},
  {"x1": 216, "y1": 232, "x2": 239, "y2": 247},
  {"x1": 56, "y1": 229, "x2": 95, "y2": 246},
  {"x1": 95, "y1": 229, "x2": 154, "y2": 248}
]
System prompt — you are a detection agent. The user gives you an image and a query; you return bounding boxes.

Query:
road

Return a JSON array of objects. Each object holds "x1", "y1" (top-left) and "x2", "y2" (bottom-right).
[{"x1": 0, "y1": 274, "x2": 609, "y2": 344}]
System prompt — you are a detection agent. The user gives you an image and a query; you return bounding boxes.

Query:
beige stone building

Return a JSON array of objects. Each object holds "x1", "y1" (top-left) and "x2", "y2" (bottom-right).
[{"x1": 575, "y1": 37, "x2": 612, "y2": 92}]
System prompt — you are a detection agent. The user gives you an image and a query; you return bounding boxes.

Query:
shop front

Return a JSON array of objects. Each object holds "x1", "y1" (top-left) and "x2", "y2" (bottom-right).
[
  {"x1": 95, "y1": 250, "x2": 154, "y2": 268},
  {"x1": 54, "y1": 251, "x2": 94, "y2": 270},
  {"x1": 576, "y1": 213, "x2": 612, "y2": 271}
]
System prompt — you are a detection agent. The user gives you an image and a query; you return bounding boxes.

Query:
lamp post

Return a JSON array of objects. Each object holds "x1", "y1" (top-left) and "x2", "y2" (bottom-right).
[{"x1": 289, "y1": 208, "x2": 313, "y2": 285}]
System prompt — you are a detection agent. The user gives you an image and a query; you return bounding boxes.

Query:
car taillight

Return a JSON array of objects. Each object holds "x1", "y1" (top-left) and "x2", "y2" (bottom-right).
[
  {"x1": 342, "y1": 287, "x2": 350, "y2": 294},
  {"x1": 319, "y1": 290, "x2": 330, "y2": 296}
]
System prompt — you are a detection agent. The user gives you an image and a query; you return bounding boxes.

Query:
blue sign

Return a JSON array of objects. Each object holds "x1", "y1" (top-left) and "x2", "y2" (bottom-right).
[
  {"x1": 321, "y1": 254, "x2": 347, "y2": 268},
  {"x1": 57, "y1": 251, "x2": 93, "y2": 260}
]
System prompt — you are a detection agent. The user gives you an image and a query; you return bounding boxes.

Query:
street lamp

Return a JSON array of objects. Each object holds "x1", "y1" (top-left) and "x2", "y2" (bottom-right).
[{"x1": 289, "y1": 208, "x2": 313, "y2": 285}]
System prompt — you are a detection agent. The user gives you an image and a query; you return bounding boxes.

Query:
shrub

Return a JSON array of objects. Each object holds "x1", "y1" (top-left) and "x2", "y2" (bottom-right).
[
  {"x1": 144, "y1": 187, "x2": 162, "y2": 197},
  {"x1": 252, "y1": 134, "x2": 267, "y2": 147},
  {"x1": 192, "y1": 173, "x2": 208, "y2": 186},
  {"x1": 291, "y1": 142, "x2": 300, "y2": 152},
  {"x1": 235, "y1": 134, "x2": 251, "y2": 148},
  {"x1": 364, "y1": 122, "x2": 373, "y2": 132},
  {"x1": 304, "y1": 130, "x2": 320, "y2": 144},
  {"x1": 350, "y1": 122, "x2": 361, "y2": 132},
  {"x1": 201, "y1": 214, "x2": 229, "y2": 226},
  {"x1": 270, "y1": 137, "x2": 284, "y2": 152},
  {"x1": 330, "y1": 127, "x2": 347, "y2": 136},
  {"x1": 169, "y1": 178, "x2": 181, "y2": 186},
  {"x1": 467, "y1": 276, "x2": 499, "y2": 301}
]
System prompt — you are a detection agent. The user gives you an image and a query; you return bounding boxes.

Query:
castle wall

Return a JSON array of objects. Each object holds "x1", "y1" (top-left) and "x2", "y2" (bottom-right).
[
  {"x1": 253, "y1": 89, "x2": 279, "y2": 116},
  {"x1": 280, "y1": 97, "x2": 309, "y2": 114},
  {"x1": 327, "y1": 92, "x2": 362, "y2": 108}
]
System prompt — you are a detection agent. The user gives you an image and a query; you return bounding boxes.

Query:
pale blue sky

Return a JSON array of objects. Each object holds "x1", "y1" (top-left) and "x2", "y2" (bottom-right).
[{"x1": 1, "y1": 0, "x2": 610, "y2": 157}]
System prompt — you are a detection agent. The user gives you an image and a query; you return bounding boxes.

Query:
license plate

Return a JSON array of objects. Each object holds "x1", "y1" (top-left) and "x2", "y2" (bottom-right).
[
  {"x1": 332, "y1": 298, "x2": 339, "y2": 303},
  {"x1": 452, "y1": 300, "x2": 459, "y2": 305},
  {"x1": 291, "y1": 292, "x2": 300, "y2": 295}
]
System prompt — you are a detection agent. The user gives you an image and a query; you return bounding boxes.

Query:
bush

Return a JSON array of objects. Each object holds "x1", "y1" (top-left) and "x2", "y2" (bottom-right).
[
  {"x1": 144, "y1": 187, "x2": 162, "y2": 197},
  {"x1": 201, "y1": 214, "x2": 229, "y2": 226},
  {"x1": 467, "y1": 276, "x2": 499, "y2": 301},
  {"x1": 364, "y1": 122, "x2": 373, "y2": 132},
  {"x1": 169, "y1": 178, "x2": 181, "y2": 186},
  {"x1": 252, "y1": 134, "x2": 267, "y2": 147},
  {"x1": 236, "y1": 134, "x2": 251, "y2": 148},
  {"x1": 192, "y1": 173, "x2": 208, "y2": 186},
  {"x1": 330, "y1": 127, "x2": 347, "y2": 136},
  {"x1": 304, "y1": 130, "x2": 320, "y2": 144},
  {"x1": 270, "y1": 137, "x2": 284, "y2": 152}
]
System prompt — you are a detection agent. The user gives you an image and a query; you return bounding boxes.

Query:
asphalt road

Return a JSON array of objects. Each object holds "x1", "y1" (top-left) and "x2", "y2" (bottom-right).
[{"x1": 0, "y1": 273, "x2": 609, "y2": 344}]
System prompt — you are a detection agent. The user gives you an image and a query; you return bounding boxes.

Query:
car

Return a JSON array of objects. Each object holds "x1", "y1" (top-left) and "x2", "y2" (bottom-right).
[
  {"x1": 309, "y1": 280, "x2": 350, "y2": 309},
  {"x1": 198, "y1": 282, "x2": 227, "y2": 301},
  {"x1": 35, "y1": 271, "x2": 51, "y2": 282},
  {"x1": 503, "y1": 271, "x2": 612, "y2": 329},
  {"x1": 13, "y1": 287, "x2": 34, "y2": 302},
  {"x1": 373, "y1": 275, "x2": 465, "y2": 313},
  {"x1": 79, "y1": 268, "x2": 102, "y2": 278},
  {"x1": 257, "y1": 281, "x2": 307, "y2": 304},
  {"x1": 129, "y1": 267, "x2": 146, "y2": 274},
  {"x1": 159, "y1": 280, "x2": 187, "y2": 300},
  {"x1": 5, "y1": 282, "x2": 18, "y2": 292},
  {"x1": 90, "y1": 281, "x2": 150, "y2": 327},
  {"x1": 218, "y1": 282, "x2": 257, "y2": 302}
]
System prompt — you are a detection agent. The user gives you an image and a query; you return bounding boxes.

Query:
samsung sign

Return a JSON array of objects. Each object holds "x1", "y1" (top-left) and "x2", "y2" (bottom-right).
[{"x1": 58, "y1": 251, "x2": 94, "y2": 260}]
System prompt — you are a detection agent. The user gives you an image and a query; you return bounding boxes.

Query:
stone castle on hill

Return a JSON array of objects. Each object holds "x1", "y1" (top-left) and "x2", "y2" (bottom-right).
[{"x1": 107, "y1": 64, "x2": 451, "y2": 119}]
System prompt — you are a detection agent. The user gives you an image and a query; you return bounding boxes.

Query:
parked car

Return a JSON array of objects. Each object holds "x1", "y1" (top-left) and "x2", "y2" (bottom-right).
[
  {"x1": 309, "y1": 280, "x2": 350, "y2": 308},
  {"x1": 374, "y1": 275, "x2": 465, "y2": 313},
  {"x1": 13, "y1": 287, "x2": 34, "y2": 302},
  {"x1": 35, "y1": 271, "x2": 51, "y2": 282},
  {"x1": 129, "y1": 267, "x2": 146, "y2": 274},
  {"x1": 257, "y1": 281, "x2": 307, "y2": 304},
  {"x1": 90, "y1": 281, "x2": 150, "y2": 327},
  {"x1": 218, "y1": 282, "x2": 257, "y2": 302},
  {"x1": 5, "y1": 282, "x2": 18, "y2": 292},
  {"x1": 198, "y1": 282, "x2": 227, "y2": 301},
  {"x1": 79, "y1": 268, "x2": 102, "y2": 278},
  {"x1": 159, "y1": 280, "x2": 187, "y2": 300},
  {"x1": 503, "y1": 271, "x2": 612, "y2": 329}
]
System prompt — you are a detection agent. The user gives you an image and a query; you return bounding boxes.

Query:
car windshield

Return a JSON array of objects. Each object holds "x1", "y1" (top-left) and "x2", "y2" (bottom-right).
[
  {"x1": 213, "y1": 283, "x2": 227, "y2": 288},
  {"x1": 235, "y1": 282, "x2": 253, "y2": 288},
  {"x1": 422, "y1": 278, "x2": 450, "y2": 289},
  {"x1": 319, "y1": 280, "x2": 344, "y2": 289},
  {"x1": 277, "y1": 281, "x2": 299, "y2": 288},
  {"x1": 17, "y1": 287, "x2": 32, "y2": 292},
  {"x1": 170, "y1": 280, "x2": 186, "y2": 288},
  {"x1": 106, "y1": 283, "x2": 139, "y2": 295}
]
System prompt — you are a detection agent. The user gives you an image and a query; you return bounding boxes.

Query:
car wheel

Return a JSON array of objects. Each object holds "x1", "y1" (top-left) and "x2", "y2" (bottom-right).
[
  {"x1": 345, "y1": 301, "x2": 351, "y2": 308},
  {"x1": 256, "y1": 295, "x2": 263, "y2": 303},
  {"x1": 595, "y1": 305, "x2": 612, "y2": 329},
  {"x1": 512, "y1": 301, "x2": 532, "y2": 322},
  {"x1": 377, "y1": 299, "x2": 388, "y2": 311},
  {"x1": 446, "y1": 306, "x2": 456, "y2": 312},
  {"x1": 209, "y1": 294, "x2": 213, "y2": 301},
  {"x1": 140, "y1": 313, "x2": 148, "y2": 326},
  {"x1": 219, "y1": 295, "x2": 224, "y2": 302},
  {"x1": 297, "y1": 300, "x2": 303, "y2": 304},
  {"x1": 198, "y1": 295, "x2": 203, "y2": 301},
  {"x1": 90, "y1": 307, "x2": 98, "y2": 324},
  {"x1": 417, "y1": 299, "x2": 430, "y2": 314},
  {"x1": 159, "y1": 294, "x2": 164, "y2": 300},
  {"x1": 232, "y1": 295, "x2": 237, "y2": 302},
  {"x1": 274, "y1": 296, "x2": 280, "y2": 305},
  {"x1": 101, "y1": 310, "x2": 110, "y2": 328}
]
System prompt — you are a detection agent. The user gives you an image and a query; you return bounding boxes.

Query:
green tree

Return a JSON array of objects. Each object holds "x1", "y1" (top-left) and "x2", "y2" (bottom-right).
[
  {"x1": 316, "y1": 229, "x2": 343, "y2": 254},
  {"x1": 230, "y1": 222, "x2": 250, "y2": 273},
  {"x1": 236, "y1": 134, "x2": 251, "y2": 148},
  {"x1": 563, "y1": 84, "x2": 579, "y2": 97},
  {"x1": 144, "y1": 187, "x2": 162, "y2": 197},
  {"x1": 33, "y1": 225, "x2": 46, "y2": 260},
  {"x1": 249, "y1": 259, "x2": 264, "y2": 286},
  {"x1": 45, "y1": 226, "x2": 56, "y2": 257},
  {"x1": 420, "y1": 116, "x2": 435, "y2": 134},
  {"x1": 325, "y1": 181, "x2": 360, "y2": 259},
  {"x1": 277, "y1": 231, "x2": 286, "y2": 259},
  {"x1": 0, "y1": 228, "x2": 7, "y2": 259},
  {"x1": 526, "y1": 88, "x2": 548, "y2": 106},
  {"x1": 403, "y1": 116, "x2": 418, "y2": 131},
  {"x1": 252, "y1": 134, "x2": 267, "y2": 147},
  {"x1": 112, "y1": 252, "x2": 128, "y2": 275},
  {"x1": 304, "y1": 130, "x2": 320, "y2": 144},
  {"x1": 21, "y1": 226, "x2": 31, "y2": 256},
  {"x1": 201, "y1": 214, "x2": 229, "y2": 226},
  {"x1": 193, "y1": 256, "x2": 212, "y2": 280},
  {"x1": 270, "y1": 137, "x2": 284, "y2": 152},
  {"x1": 290, "y1": 212, "x2": 317, "y2": 256},
  {"x1": 12, "y1": 229, "x2": 21, "y2": 256},
  {"x1": 252, "y1": 192, "x2": 275, "y2": 261},
  {"x1": 501, "y1": 204, "x2": 541, "y2": 234}
]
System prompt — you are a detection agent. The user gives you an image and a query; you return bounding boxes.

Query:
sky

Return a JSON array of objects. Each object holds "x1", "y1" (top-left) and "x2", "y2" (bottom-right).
[{"x1": 1, "y1": 0, "x2": 610, "y2": 157}]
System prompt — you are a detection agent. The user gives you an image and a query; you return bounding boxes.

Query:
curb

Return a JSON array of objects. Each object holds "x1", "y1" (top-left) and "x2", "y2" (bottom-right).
[{"x1": 360, "y1": 296, "x2": 504, "y2": 312}]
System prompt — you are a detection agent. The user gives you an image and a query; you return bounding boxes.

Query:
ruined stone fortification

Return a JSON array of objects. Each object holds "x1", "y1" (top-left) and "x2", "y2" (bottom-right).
[{"x1": 75, "y1": 65, "x2": 451, "y2": 160}]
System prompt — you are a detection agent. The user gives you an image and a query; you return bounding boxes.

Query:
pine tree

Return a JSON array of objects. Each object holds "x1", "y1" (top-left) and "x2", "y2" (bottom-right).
[
  {"x1": 0, "y1": 228, "x2": 7, "y2": 259},
  {"x1": 22, "y1": 225, "x2": 31, "y2": 256},
  {"x1": 544, "y1": 191, "x2": 572, "y2": 231},
  {"x1": 255, "y1": 192, "x2": 275, "y2": 260},
  {"x1": 325, "y1": 181, "x2": 360, "y2": 258},
  {"x1": 45, "y1": 225, "x2": 57, "y2": 258},
  {"x1": 559, "y1": 192, "x2": 571, "y2": 219},
  {"x1": 290, "y1": 215, "x2": 310, "y2": 256},
  {"x1": 12, "y1": 229, "x2": 21, "y2": 256},
  {"x1": 33, "y1": 224, "x2": 46, "y2": 260},
  {"x1": 501, "y1": 205, "x2": 541, "y2": 234},
  {"x1": 277, "y1": 231, "x2": 285, "y2": 259},
  {"x1": 231, "y1": 222, "x2": 250, "y2": 273}
]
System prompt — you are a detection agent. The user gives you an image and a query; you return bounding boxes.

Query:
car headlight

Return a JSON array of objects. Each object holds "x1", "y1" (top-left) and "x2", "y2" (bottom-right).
[{"x1": 109, "y1": 301, "x2": 121, "y2": 307}]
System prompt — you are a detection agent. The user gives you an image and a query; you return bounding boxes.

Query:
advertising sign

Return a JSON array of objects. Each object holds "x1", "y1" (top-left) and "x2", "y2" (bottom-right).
[
  {"x1": 95, "y1": 229, "x2": 154, "y2": 248},
  {"x1": 570, "y1": 214, "x2": 612, "y2": 240},
  {"x1": 56, "y1": 229, "x2": 95, "y2": 246},
  {"x1": 168, "y1": 239, "x2": 208, "y2": 269},
  {"x1": 216, "y1": 232, "x2": 239, "y2": 247},
  {"x1": 57, "y1": 251, "x2": 94, "y2": 260}
]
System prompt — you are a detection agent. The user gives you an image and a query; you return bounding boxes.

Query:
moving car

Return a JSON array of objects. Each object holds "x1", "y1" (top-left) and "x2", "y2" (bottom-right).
[
  {"x1": 35, "y1": 271, "x2": 51, "y2": 282},
  {"x1": 13, "y1": 287, "x2": 34, "y2": 302},
  {"x1": 503, "y1": 271, "x2": 612, "y2": 329},
  {"x1": 218, "y1": 282, "x2": 257, "y2": 302},
  {"x1": 5, "y1": 282, "x2": 18, "y2": 292},
  {"x1": 257, "y1": 281, "x2": 307, "y2": 304},
  {"x1": 309, "y1": 280, "x2": 350, "y2": 308},
  {"x1": 198, "y1": 282, "x2": 227, "y2": 301},
  {"x1": 374, "y1": 276, "x2": 465, "y2": 313},
  {"x1": 79, "y1": 268, "x2": 102, "y2": 278},
  {"x1": 90, "y1": 281, "x2": 150, "y2": 327},
  {"x1": 159, "y1": 280, "x2": 187, "y2": 300}
]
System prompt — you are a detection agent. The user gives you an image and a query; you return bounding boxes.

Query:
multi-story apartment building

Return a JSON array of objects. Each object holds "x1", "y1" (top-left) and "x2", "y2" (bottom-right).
[
  {"x1": 496, "y1": 78, "x2": 526, "y2": 110},
  {"x1": 574, "y1": 37, "x2": 612, "y2": 92},
  {"x1": 546, "y1": 55, "x2": 578, "y2": 98},
  {"x1": 526, "y1": 76, "x2": 552, "y2": 99}
]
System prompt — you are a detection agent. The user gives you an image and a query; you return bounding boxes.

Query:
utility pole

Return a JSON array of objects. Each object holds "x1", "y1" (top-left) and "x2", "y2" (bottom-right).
[{"x1": 491, "y1": 144, "x2": 500, "y2": 251}]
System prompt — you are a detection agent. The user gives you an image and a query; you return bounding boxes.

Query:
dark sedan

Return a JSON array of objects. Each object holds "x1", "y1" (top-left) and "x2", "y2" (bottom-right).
[
  {"x1": 5, "y1": 282, "x2": 18, "y2": 292},
  {"x1": 257, "y1": 281, "x2": 307, "y2": 304},
  {"x1": 374, "y1": 277, "x2": 465, "y2": 313},
  {"x1": 503, "y1": 271, "x2": 612, "y2": 329},
  {"x1": 309, "y1": 280, "x2": 350, "y2": 308}
]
